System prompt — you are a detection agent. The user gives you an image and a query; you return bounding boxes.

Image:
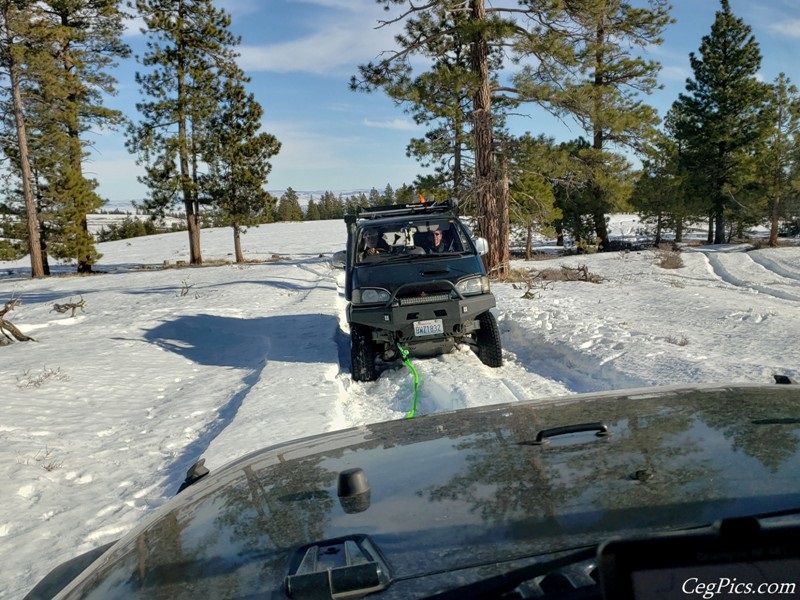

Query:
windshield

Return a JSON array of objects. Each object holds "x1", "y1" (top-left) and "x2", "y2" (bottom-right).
[{"x1": 356, "y1": 219, "x2": 469, "y2": 263}]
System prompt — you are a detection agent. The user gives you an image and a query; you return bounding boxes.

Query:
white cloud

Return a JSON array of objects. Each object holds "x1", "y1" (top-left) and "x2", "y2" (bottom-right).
[
  {"x1": 362, "y1": 118, "x2": 419, "y2": 131},
  {"x1": 237, "y1": 3, "x2": 402, "y2": 75},
  {"x1": 769, "y1": 19, "x2": 800, "y2": 38}
]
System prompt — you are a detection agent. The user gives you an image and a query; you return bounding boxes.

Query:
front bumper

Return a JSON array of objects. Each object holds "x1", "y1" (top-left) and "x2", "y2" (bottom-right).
[{"x1": 348, "y1": 292, "x2": 496, "y2": 345}]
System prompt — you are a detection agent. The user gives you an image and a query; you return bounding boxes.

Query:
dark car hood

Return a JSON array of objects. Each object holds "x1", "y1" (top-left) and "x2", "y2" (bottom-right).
[
  {"x1": 351, "y1": 254, "x2": 483, "y2": 293},
  {"x1": 56, "y1": 384, "x2": 800, "y2": 599}
]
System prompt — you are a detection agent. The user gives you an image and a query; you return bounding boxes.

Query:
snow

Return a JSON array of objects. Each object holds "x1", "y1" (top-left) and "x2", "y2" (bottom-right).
[{"x1": 2, "y1": 217, "x2": 800, "y2": 598}]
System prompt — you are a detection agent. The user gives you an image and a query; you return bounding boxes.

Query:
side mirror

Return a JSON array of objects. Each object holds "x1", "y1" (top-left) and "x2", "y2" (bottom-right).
[
  {"x1": 474, "y1": 237, "x2": 489, "y2": 256},
  {"x1": 331, "y1": 250, "x2": 346, "y2": 269}
]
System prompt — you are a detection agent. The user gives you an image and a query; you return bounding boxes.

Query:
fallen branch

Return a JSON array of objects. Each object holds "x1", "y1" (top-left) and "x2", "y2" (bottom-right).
[
  {"x1": 0, "y1": 299, "x2": 35, "y2": 344},
  {"x1": 51, "y1": 296, "x2": 86, "y2": 317}
]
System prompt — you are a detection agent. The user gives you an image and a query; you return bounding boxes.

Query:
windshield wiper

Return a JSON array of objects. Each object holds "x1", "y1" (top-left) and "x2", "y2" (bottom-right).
[{"x1": 420, "y1": 546, "x2": 596, "y2": 600}]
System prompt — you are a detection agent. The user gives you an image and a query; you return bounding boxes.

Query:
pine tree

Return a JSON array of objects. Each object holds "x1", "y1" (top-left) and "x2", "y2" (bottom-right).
[
  {"x1": 129, "y1": 0, "x2": 242, "y2": 264},
  {"x1": 352, "y1": 0, "x2": 526, "y2": 275},
  {"x1": 507, "y1": 134, "x2": 564, "y2": 259},
  {"x1": 670, "y1": 0, "x2": 770, "y2": 244},
  {"x1": 38, "y1": 0, "x2": 129, "y2": 272},
  {"x1": 382, "y1": 183, "x2": 394, "y2": 204},
  {"x1": 0, "y1": 0, "x2": 44, "y2": 277},
  {"x1": 1, "y1": 1, "x2": 127, "y2": 275},
  {"x1": 318, "y1": 190, "x2": 343, "y2": 220},
  {"x1": 759, "y1": 73, "x2": 800, "y2": 246},
  {"x1": 522, "y1": 0, "x2": 673, "y2": 250},
  {"x1": 631, "y1": 130, "x2": 691, "y2": 244},
  {"x1": 201, "y1": 71, "x2": 280, "y2": 262},
  {"x1": 367, "y1": 187, "x2": 382, "y2": 207},
  {"x1": 275, "y1": 188, "x2": 303, "y2": 222},
  {"x1": 305, "y1": 198, "x2": 320, "y2": 221}
]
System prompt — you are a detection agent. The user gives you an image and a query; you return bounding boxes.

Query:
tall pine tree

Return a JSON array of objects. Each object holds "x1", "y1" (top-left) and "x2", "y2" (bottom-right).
[
  {"x1": 0, "y1": 0, "x2": 44, "y2": 277},
  {"x1": 39, "y1": 0, "x2": 129, "y2": 273},
  {"x1": 759, "y1": 73, "x2": 800, "y2": 246},
  {"x1": 670, "y1": 0, "x2": 770, "y2": 244},
  {"x1": 201, "y1": 71, "x2": 280, "y2": 262},
  {"x1": 517, "y1": 0, "x2": 672, "y2": 250},
  {"x1": 353, "y1": 1, "x2": 527, "y2": 274},
  {"x1": 129, "y1": 0, "x2": 241, "y2": 265}
]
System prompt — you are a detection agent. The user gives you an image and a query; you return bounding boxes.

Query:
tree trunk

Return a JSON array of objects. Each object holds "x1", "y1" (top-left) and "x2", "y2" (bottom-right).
[
  {"x1": 707, "y1": 212, "x2": 714, "y2": 244},
  {"x1": 497, "y1": 158, "x2": 510, "y2": 269},
  {"x1": 769, "y1": 196, "x2": 780, "y2": 247},
  {"x1": 714, "y1": 203, "x2": 725, "y2": 244},
  {"x1": 470, "y1": 0, "x2": 506, "y2": 276},
  {"x1": 233, "y1": 222, "x2": 244, "y2": 263},
  {"x1": 592, "y1": 206, "x2": 609, "y2": 251},
  {"x1": 5, "y1": 14, "x2": 44, "y2": 278},
  {"x1": 591, "y1": 18, "x2": 609, "y2": 252},
  {"x1": 176, "y1": 9, "x2": 202, "y2": 266},
  {"x1": 12, "y1": 88, "x2": 43, "y2": 278},
  {"x1": 525, "y1": 224, "x2": 532, "y2": 260}
]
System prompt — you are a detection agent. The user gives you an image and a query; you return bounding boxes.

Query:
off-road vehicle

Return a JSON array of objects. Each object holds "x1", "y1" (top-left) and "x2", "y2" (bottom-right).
[{"x1": 343, "y1": 200, "x2": 502, "y2": 381}]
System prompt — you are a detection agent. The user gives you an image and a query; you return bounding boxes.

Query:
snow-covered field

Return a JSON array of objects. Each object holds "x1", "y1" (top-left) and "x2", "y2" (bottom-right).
[{"x1": 2, "y1": 217, "x2": 800, "y2": 598}]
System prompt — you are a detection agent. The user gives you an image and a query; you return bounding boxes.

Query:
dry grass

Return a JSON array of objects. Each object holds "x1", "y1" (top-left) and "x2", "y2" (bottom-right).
[
  {"x1": 664, "y1": 334, "x2": 689, "y2": 346},
  {"x1": 499, "y1": 264, "x2": 603, "y2": 300},
  {"x1": 655, "y1": 246, "x2": 684, "y2": 269},
  {"x1": 498, "y1": 264, "x2": 603, "y2": 284},
  {"x1": 16, "y1": 446, "x2": 64, "y2": 471}
]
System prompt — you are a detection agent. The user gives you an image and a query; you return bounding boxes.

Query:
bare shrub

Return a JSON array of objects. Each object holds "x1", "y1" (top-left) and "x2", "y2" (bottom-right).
[
  {"x1": 178, "y1": 279, "x2": 194, "y2": 297},
  {"x1": 499, "y1": 265, "x2": 601, "y2": 299},
  {"x1": 665, "y1": 334, "x2": 689, "y2": 346},
  {"x1": 533, "y1": 264, "x2": 603, "y2": 283},
  {"x1": 16, "y1": 366, "x2": 70, "y2": 389},
  {"x1": 656, "y1": 248, "x2": 684, "y2": 269},
  {"x1": 16, "y1": 446, "x2": 64, "y2": 471}
]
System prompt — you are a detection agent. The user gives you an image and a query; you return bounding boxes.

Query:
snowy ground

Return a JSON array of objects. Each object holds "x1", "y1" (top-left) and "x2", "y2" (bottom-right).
[{"x1": 2, "y1": 217, "x2": 800, "y2": 598}]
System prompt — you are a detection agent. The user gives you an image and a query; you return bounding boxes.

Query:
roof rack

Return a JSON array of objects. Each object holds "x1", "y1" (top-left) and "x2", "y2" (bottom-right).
[{"x1": 352, "y1": 199, "x2": 458, "y2": 222}]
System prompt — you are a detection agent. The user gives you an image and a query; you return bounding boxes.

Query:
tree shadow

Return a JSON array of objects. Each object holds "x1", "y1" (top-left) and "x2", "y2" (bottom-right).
[{"x1": 142, "y1": 312, "x2": 343, "y2": 493}]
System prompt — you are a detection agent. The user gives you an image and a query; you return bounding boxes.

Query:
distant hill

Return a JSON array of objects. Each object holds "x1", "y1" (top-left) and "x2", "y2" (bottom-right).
[{"x1": 103, "y1": 189, "x2": 371, "y2": 212}]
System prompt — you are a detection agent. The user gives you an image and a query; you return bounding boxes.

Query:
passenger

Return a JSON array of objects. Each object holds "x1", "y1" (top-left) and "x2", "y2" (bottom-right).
[{"x1": 362, "y1": 229, "x2": 387, "y2": 256}]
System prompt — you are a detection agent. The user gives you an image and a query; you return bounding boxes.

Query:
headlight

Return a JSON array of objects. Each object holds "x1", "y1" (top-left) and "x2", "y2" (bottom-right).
[
  {"x1": 456, "y1": 276, "x2": 489, "y2": 296},
  {"x1": 352, "y1": 288, "x2": 391, "y2": 305}
]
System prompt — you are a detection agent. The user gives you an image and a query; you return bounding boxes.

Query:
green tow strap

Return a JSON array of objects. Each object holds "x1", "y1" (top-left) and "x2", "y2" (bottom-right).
[{"x1": 397, "y1": 343, "x2": 420, "y2": 418}]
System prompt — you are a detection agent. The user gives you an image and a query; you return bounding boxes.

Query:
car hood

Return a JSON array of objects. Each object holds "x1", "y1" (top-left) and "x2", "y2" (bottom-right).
[
  {"x1": 56, "y1": 384, "x2": 800, "y2": 599},
  {"x1": 351, "y1": 254, "x2": 484, "y2": 293}
]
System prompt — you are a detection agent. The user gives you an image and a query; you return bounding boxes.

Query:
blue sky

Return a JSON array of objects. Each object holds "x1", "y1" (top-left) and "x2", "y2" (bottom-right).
[{"x1": 88, "y1": 0, "x2": 800, "y2": 205}]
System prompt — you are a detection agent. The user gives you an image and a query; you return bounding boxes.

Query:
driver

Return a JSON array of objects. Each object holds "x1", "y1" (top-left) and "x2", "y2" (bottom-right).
[{"x1": 427, "y1": 229, "x2": 448, "y2": 253}]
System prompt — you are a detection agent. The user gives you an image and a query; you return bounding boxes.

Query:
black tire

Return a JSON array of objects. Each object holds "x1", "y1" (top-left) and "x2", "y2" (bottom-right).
[
  {"x1": 350, "y1": 324, "x2": 378, "y2": 382},
  {"x1": 474, "y1": 311, "x2": 503, "y2": 368}
]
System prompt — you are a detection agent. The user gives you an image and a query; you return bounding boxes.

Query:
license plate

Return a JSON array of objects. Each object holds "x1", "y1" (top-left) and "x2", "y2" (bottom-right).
[{"x1": 414, "y1": 319, "x2": 444, "y2": 337}]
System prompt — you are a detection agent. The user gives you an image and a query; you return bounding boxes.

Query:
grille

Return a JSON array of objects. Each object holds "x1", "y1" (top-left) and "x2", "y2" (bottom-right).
[{"x1": 398, "y1": 292, "x2": 452, "y2": 306}]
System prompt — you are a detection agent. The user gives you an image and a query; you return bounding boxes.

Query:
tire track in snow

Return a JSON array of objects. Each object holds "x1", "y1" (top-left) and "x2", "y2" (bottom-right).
[
  {"x1": 747, "y1": 251, "x2": 800, "y2": 285},
  {"x1": 702, "y1": 251, "x2": 800, "y2": 302},
  {"x1": 498, "y1": 314, "x2": 649, "y2": 394}
]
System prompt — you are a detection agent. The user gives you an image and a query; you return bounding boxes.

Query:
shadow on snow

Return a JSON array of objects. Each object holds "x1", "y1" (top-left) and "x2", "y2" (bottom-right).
[{"x1": 143, "y1": 312, "x2": 342, "y2": 493}]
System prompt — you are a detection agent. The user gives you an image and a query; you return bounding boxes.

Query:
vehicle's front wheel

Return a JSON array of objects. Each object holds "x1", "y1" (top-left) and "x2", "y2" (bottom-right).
[
  {"x1": 474, "y1": 311, "x2": 502, "y2": 368},
  {"x1": 350, "y1": 324, "x2": 378, "y2": 382}
]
